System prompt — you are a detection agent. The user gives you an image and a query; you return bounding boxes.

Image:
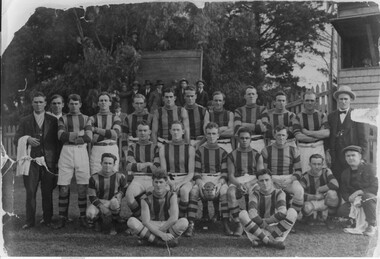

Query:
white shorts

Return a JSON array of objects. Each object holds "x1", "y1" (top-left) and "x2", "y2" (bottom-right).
[
  {"x1": 90, "y1": 140, "x2": 119, "y2": 175},
  {"x1": 272, "y1": 175, "x2": 293, "y2": 189},
  {"x1": 130, "y1": 174, "x2": 153, "y2": 191},
  {"x1": 58, "y1": 144, "x2": 90, "y2": 185},
  {"x1": 229, "y1": 174, "x2": 257, "y2": 187},
  {"x1": 298, "y1": 140, "x2": 326, "y2": 173},
  {"x1": 202, "y1": 174, "x2": 221, "y2": 185}
]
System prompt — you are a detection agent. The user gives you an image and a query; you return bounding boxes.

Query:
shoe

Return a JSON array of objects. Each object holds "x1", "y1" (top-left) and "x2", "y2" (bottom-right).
[
  {"x1": 183, "y1": 222, "x2": 195, "y2": 237},
  {"x1": 233, "y1": 222, "x2": 243, "y2": 237},
  {"x1": 222, "y1": 219, "x2": 233, "y2": 236},
  {"x1": 79, "y1": 216, "x2": 90, "y2": 228},
  {"x1": 266, "y1": 238, "x2": 285, "y2": 250},
  {"x1": 22, "y1": 223, "x2": 35, "y2": 230},
  {"x1": 326, "y1": 216, "x2": 336, "y2": 230},
  {"x1": 66, "y1": 217, "x2": 74, "y2": 223},
  {"x1": 53, "y1": 217, "x2": 66, "y2": 229},
  {"x1": 95, "y1": 221, "x2": 102, "y2": 232},
  {"x1": 363, "y1": 225, "x2": 377, "y2": 237},
  {"x1": 210, "y1": 214, "x2": 218, "y2": 224}
]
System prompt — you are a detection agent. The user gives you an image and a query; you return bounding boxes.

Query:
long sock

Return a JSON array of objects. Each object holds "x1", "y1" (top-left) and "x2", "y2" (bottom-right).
[
  {"x1": 230, "y1": 205, "x2": 240, "y2": 222},
  {"x1": 221, "y1": 202, "x2": 229, "y2": 219},
  {"x1": 78, "y1": 195, "x2": 87, "y2": 217},
  {"x1": 138, "y1": 225, "x2": 156, "y2": 242},
  {"x1": 187, "y1": 199, "x2": 198, "y2": 222},
  {"x1": 179, "y1": 200, "x2": 189, "y2": 218},
  {"x1": 244, "y1": 220, "x2": 269, "y2": 244},
  {"x1": 58, "y1": 190, "x2": 70, "y2": 218},
  {"x1": 269, "y1": 217, "x2": 294, "y2": 239},
  {"x1": 130, "y1": 200, "x2": 141, "y2": 218}
]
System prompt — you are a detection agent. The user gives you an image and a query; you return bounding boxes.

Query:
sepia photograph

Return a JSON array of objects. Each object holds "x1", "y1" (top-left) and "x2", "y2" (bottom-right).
[{"x1": 1, "y1": 0, "x2": 379, "y2": 257}]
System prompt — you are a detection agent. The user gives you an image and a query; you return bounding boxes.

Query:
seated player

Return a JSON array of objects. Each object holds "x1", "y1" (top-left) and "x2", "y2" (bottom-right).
[
  {"x1": 86, "y1": 153, "x2": 128, "y2": 235},
  {"x1": 185, "y1": 122, "x2": 230, "y2": 237},
  {"x1": 300, "y1": 154, "x2": 339, "y2": 229},
  {"x1": 239, "y1": 169, "x2": 297, "y2": 249},
  {"x1": 159, "y1": 121, "x2": 195, "y2": 218},
  {"x1": 337, "y1": 145, "x2": 378, "y2": 237},
  {"x1": 127, "y1": 169, "x2": 189, "y2": 247},
  {"x1": 261, "y1": 125, "x2": 304, "y2": 218},
  {"x1": 125, "y1": 121, "x2": 160, "y2": 218},
  {"x1": 227, "y1": 127, "x2": 264, "y2": 236}
]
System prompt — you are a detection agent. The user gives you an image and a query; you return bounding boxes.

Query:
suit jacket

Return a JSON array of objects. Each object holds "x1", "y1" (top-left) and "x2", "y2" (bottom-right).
[
  {"x1": 14, "y1": 113, "x2": 60, "y2": 170},
  {"x1": 175, "y1": 88, "x2": 186, "y2": 107},
  {"x1": 139, "y1": 89, "x2": 152, "y2": 102},
  {"x1": 196, "y1": 90, "x2": 209, "y2": 108},
  {"x1": 327, "y1": 108, "x2": 368, "y2": 163},
  {"x1": 148, "y1": 90, "x2": 163, "y2": 113}
]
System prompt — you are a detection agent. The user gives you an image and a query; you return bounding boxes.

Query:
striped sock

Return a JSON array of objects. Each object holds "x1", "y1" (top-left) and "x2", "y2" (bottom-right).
[
  {"x1": 179, "y1": 200, "x2": 189, "y2": 218},
  {"x1": 58, "y1": 191, "x2": 70, "y2": 218},
  {"x1": 187, "y1": 199, "x2": 198, "y2": 222},
  {"x1": 130, "y1": 200, "x2": 141, "y2": 218},
  {"x1": 78, "y1": 195, "x2": 87, "y2": 217},
  {"x1": 269, "y1": 217, "x2": 294, "y2": 239},
  {"x1": 244, "y1": 220, "x2": 269, "y2": 244},
  {"x1": 138, "y1": 226, "x2": 156, "y2": 243},
  {"x1": 221, "y1": 202, "x2": 229, "y2": 219},
  {"x1": 230, "y1": 205, "x2": 240, "y2": 221}
]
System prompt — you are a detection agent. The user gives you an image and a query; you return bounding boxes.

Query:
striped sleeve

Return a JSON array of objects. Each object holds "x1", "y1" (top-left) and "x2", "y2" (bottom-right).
[
  {"x1": 88, "y1": 176, "x2": 101, "y2": 207},
  {"x1": 325, "y1": 168, "x2": 339, "y2": 190},
  {"x1": 82, "y1": 115, "x2": 92, "y2": 143},
  {"x1": 117, "y1": 173, "x2": 129, "y2": 197},
  {"x1": 261, "y1": 147, "x2": 269, "y2": 169},
  {"x1": 233, "y1": 108, "x2": 242, "y2": 134},
  {"x1": 220, "y1": 149, "x2": 228, "y2": 181},
  {"x1": 270, "y1": 190, "x2": 287, "y2": 223},
  {"x1": 194, "y1": 149, "x2": 203, "y2": 181},
  {"x1": 292, "y1": 113, "x2": 302, "y2": 135},
  {"x1": 248, "y1": 192, "x2": 264, "y2": 226},
  {"x1": 112, "y1": 114, "x2": 122, "y2": 137},
  {"x1": 57, "y1": 116, "x2": 70, "y2": 142},
  {"x1": 291, "y1": 146, "x2": 302, "y2": 180},
  {"x1": 126, "y1": 144, "x2": 138, "y2": 172}
]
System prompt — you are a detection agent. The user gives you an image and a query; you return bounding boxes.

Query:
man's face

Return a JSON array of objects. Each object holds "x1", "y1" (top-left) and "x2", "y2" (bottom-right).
[
  {"x1": 274, "y1": 129, "x2": 288, "y2": 145},
  {"x1": 133, "y1": 97, "x2": 146, "y2": 113},
  {"x1": 163, "y1": 92, "x2": 176, "y2": 107},
  {"x1": 345, "y1": 151, "x2": 362, "y2": 167},
  {"x1": 258, "y1": 173, "x2": 273, "y2": 194},
  {"x1": 206, "y1": 127, "x2": 219, "y2": 144},
  {"x1": 275, "y1": 95, "x2": 287, "y2": 111},
  {"x1": 101, "y1": 157, "x2": 115, "y2": 174},
  {"x1": 122, "y1": 85, "x2": 127, "y2": 92},
  {"x1": 170, "y1": 123, "x2": 184, "y2": 141},
  {"x1": 180, "y1": 81, "x2": 188, "y2": 89},
  {"x1": 212, "y1": 94, "x2": 225, "y2": 110},
  {"x1": 197, "y1": 82, "x2": 204, "y2": 90},
  {"x1": 98, "y1": 95, "x2": 111, "y2": 111},
  {"x1": 244, "y1": 88, "x2": 258, "y2": 105},
  {"x1": 145, "y1": 84, "x2": 151, "y2": 90},
  {"x1": 337, "y1": 93, "x2": 351, "y2": 110},
  {"x1": 303, "y1": 93, "x2": 316, "y2": 111},
  {"x1": 68, "y1": 99, "x2": 82, "y2": 113},
  {"x1": 152, "y1": 178, "x2": 167, "y2": 195},
  {"x1": 115, "y1": 108, "x2": 121, "y2": 114},
  {"x1": 51, "y1": 97, "x2": 64, "y2": 115},
  {"x1": 137, "y1": 124, "x2": 151, "y2": 141},
  {"x1": 185, "y1": 90, "x2": 197, "y2": 106},
  {"x1": 32, "y1": 96, "x2": 47, "y2": 114},
  {"x1": 309, "y1": 158, "x2": 323, "y2": 174},
  {"x1": 133, "y1": 84, "x2": 139, "y2": 91},
  {"x1": 239, "y1": 132, "x2": 251, "y2": 148}
]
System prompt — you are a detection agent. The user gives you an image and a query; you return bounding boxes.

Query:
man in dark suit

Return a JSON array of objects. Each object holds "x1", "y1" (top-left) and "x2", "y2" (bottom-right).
[
  {"x1": 14, "y1": 92, "x2": 61, "y2": 229},
  {"x1": 195, "y1": 80, "x2": 209, "y2": 108},
  {"x1": 140, "y1": 80, "x2": 153, "y2": 105},
  {"x1": 127, "y1": 81, "x2": 141, "y2": 114},
  {"x1": 327, "y1": 85, "x2": 368, "y2": 184},
  {"x1": 148, "y1": 80, "x2": 164, "y2": 113},
  {"x1": 175, "y1": 78, "x2": 188, "y2": 107}
]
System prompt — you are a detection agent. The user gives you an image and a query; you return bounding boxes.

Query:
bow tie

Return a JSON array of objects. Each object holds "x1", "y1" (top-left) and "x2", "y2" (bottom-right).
[{"x1": 339, "y1": 110, "x2": 347, "y2": 114}]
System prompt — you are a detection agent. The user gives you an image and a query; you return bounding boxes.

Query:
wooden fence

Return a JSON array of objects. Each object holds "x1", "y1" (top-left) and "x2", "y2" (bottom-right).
[{"x1": 1, "y1": 125, "x2": 17, "y2": 159}]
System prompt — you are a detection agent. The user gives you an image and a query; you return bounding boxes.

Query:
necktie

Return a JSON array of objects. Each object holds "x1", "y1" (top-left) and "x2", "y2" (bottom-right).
[{"x1": 339, "y1": 110, "x2": 347, "y2": 114}]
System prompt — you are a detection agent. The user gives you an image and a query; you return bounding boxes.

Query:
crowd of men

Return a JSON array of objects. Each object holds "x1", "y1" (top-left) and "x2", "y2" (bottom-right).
[{"x1": 14, "y1": 79, "x2": 378, "y2": 249}]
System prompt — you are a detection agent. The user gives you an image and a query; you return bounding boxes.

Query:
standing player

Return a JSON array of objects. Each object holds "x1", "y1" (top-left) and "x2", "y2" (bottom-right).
[
  {"x1": 183, "y1": 85, "x2": 209, "y2": 148},
  {"x1": 185, "y1": 123, "x2": 230, "y2": 237},
  {"x1": 86, "y1": 153, "x2": 128, "y2": 235},
  {"x1": 300, "y1": 154, "x2": 339, "y2": 229},
  {"x1": 261, "y1": 125, "x2": 304, "y2": 217},
  {"x1": 87, "y1": 92, "x2": 121, "y2": 175},
  {"x1": 159, "y1": 121, "x2": 195, "y2": 218},
  {"x1": 125, "y1": 121, "x2": 160, "y2": 218},
  {"x1": 234, "y1": 86, "x2": 269, "y2": 152},
  {"x1": 127, "y1": 169, "x2": 189, "y2": 247},
  {"x1": 292, "y1": 90, "x2": 330, "y2": 173},
  {"x1": 152, "y1": 88, "x2": 190, "y2": 145},
  {"x1": 227, "y1": 127, "x2": 264, "y2": 236},
  {"x1": 55, "y1": 94, "x2": 93, "y2": 228},
  {"x1": 239, "y1": 169, "x2": 296, "y2": 249}
]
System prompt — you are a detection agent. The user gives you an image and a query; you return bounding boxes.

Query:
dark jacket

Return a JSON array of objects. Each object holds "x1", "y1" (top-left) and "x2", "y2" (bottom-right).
[{"x1": 196, "y1": 90, "x2": 209, "y2": 108}]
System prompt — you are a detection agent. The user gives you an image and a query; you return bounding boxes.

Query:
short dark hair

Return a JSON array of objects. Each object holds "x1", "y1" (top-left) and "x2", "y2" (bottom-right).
[
  {"x1": 133, "y1": 93, "x2": 146, "y2": 103},
  {"x1": 171, "y1": 120, "x2": 184, "y2": 130},
  {"x1": 101, "y1": 153, "x2": 117, "y2": 163},
  {"x1": 98, "y1": 91, "x2": 112, "y2": 102},
  {"x1": 237, "y1": 127, "x2": 252, "y2": 137},
  {"x1": 152, "y1": 168, "x2": 168, "y2": 181},
  {"x1": 212, "y1": 91, "x2": 226, "y2": 100},
  {"x1": 32, "y1": 91, "x2": 46, "y2": 101},
  {"x1": 274, "y1": 124, "x2": 287, "y2": 134},
  {"x1": 137, "y1": 120, "x2": 150, "y2": 129},
  {"x1": 163, "y1": 87, "x2": 175, "y2": 95},
  {"x1": 205, "y1": 122, "x2": 219, "y2": 131},
  {"x1": 309, "y1": 153, "x2": 324, "y2": 163},
  {"x1": 244, "y1": 86, "x2": 257, "y2": 95},
  {"x1": 50, "y1": 94, "x2": 64, "y2": 103},
  {"x1": 184, "y1": 85, "x2": 197, "y2": 92},
  {"x1": 303, "y1": 90, "x2": 316, "y2": 100},
  {"x1": 256, "y1": 168, "x2": 272, "y2": 178},
  {"x1": 275, "y1": 91, "x2": 287, "y2": 99},
  {"x1": 68, "y1": 94, "x2": 81, "y2": 103}
]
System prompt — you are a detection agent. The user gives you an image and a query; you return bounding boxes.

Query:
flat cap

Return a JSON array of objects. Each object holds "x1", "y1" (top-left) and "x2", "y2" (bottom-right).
[{"x1": 342, "y1": 145, "x2": 362, "y2": 154}]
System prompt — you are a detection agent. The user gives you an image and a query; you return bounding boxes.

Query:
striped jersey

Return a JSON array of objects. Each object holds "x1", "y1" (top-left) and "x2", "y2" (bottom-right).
[
  {"x1": 87, "y1": 112, "x2": 121, "y2": 143},
  {"x1": 267, "y1": 109, "x2": 295, "y2": 139},
  {"x1": 154, "y1": 106, "x2": 185, "y2": 140},
  {"x1": 184, "y1": 104, "x2": 207, "y2": 138},
  {"x1": 124, "y1": 111, "x2": 153, "y2": 138},
  {"x1": 300, "y1": 168, "x2": 339, "y2": 201},
  {"x1": 209, "y1": 108, "x2": 232, "y2": 127},
  {"x1": 234, "y1": 104, "x2": 269, "y2": 134},
  {"x1": 88, "y1": 171, "x2": 128, "y2": 206},
  {"x1": 261, "y1": 143, "x2": 302, "y2": 180},
  {"x1": 248, "y1": 188, "x2": 287, "y2": 224},
  {"x1": 126, "y1": 141, "x2": 160, "y2": 174},
  {"x1": 143, "y1": 190, "x2": 175, "y2": 221},
  {"x1": 227, "y1": 147, "x2": 261, "y2": 177},
  {"x1": 194, "y1": 143, "x2": 228, "y2": 181},
  {"x1": 292, "y1": 110, "x2": 329, "y2": 136},
  {"x1": 58, "y1": 113, "x2": 92, "y2": 144},
  {"x1": 164, "y1": 142, "x2": 191, "y2": 174}
]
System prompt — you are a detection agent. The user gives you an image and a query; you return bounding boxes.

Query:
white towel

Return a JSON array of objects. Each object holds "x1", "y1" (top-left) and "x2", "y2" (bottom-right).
[
  {"x1": 343, "y1": 196, "x2": 368, "y2": 235},
  {"x1": 16, "y1": 136, "x2": 32, "y2": 176}
]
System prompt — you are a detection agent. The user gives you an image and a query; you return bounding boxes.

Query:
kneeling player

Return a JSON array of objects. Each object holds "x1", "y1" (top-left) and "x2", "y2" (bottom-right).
[
  {"x1": 239, "y1": 169, "x2": 296, "y2": 249},
  {"x1": 159, "y1": 121, "x2": 195, "y2": 218},
  {"x1": 86, "y1": 153, "x2": 128, "y2": 235},
  {"x1": 300, "y1": 154, "x2": 339, "y2": 229},
  {"x1": 127, "y1": 169, "x2": 189, "y2": 247},
  {"x1": 185, "y1": 122, "x2": 229, "y2": 237}
]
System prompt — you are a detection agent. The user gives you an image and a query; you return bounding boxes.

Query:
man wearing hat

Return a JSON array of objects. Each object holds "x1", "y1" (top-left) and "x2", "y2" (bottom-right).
[
  {"x1": 140, "y1": 80, "x2": 152, "y2": 106},
  {"x1": 327, "y1": 85, "x2": 367, "y2": 183},
  {"x1": 147, "y1": 80, "x2": 164, "y2": 113},
  {"x1": 195, "y1": 80, "x2": 209, "y2": 107},
  {"x1": 337, "y1": 145, "x2": 377, "y2": 237},
  {"x1": 126, "y1": 81, "x2": 141, "y2": 114},
  {"x1": 175, "y1": 78, "x2": 188, "y2": 106}
]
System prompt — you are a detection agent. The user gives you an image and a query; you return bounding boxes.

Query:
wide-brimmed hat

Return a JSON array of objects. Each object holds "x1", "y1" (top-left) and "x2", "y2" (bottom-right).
[
  {"x1": 195, "y1": 79, "x2": 206, "y2": 86},
  {"x1": 144, "y1": 80, "x2": 152, "y2": 86},
  {"x1": 342, "y1": 145, "x2": 362, "y2": 154},
  {"x1": 333, "y1": 85, "x2": 356, "y2": 100},
  {"x1": 179, "y1": 78, "x2": 188, "y2": 84},
  {"x1": 156, "y1": 80, "x2": 164, "y2": 86}
]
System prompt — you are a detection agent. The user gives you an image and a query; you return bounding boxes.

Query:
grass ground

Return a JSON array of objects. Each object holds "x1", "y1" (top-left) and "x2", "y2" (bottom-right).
[{"x1": 1, "y1": 172, "x2": 378, "y2": 257}]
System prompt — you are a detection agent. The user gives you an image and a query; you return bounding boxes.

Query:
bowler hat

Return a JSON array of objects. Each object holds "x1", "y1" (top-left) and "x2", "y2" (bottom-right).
[
  {"x1": 342, "y1": 145, "x2": 362, "y2": 154},
  {"x1": 333, "y1": 85, "x2": 356, "y2": 100}
]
